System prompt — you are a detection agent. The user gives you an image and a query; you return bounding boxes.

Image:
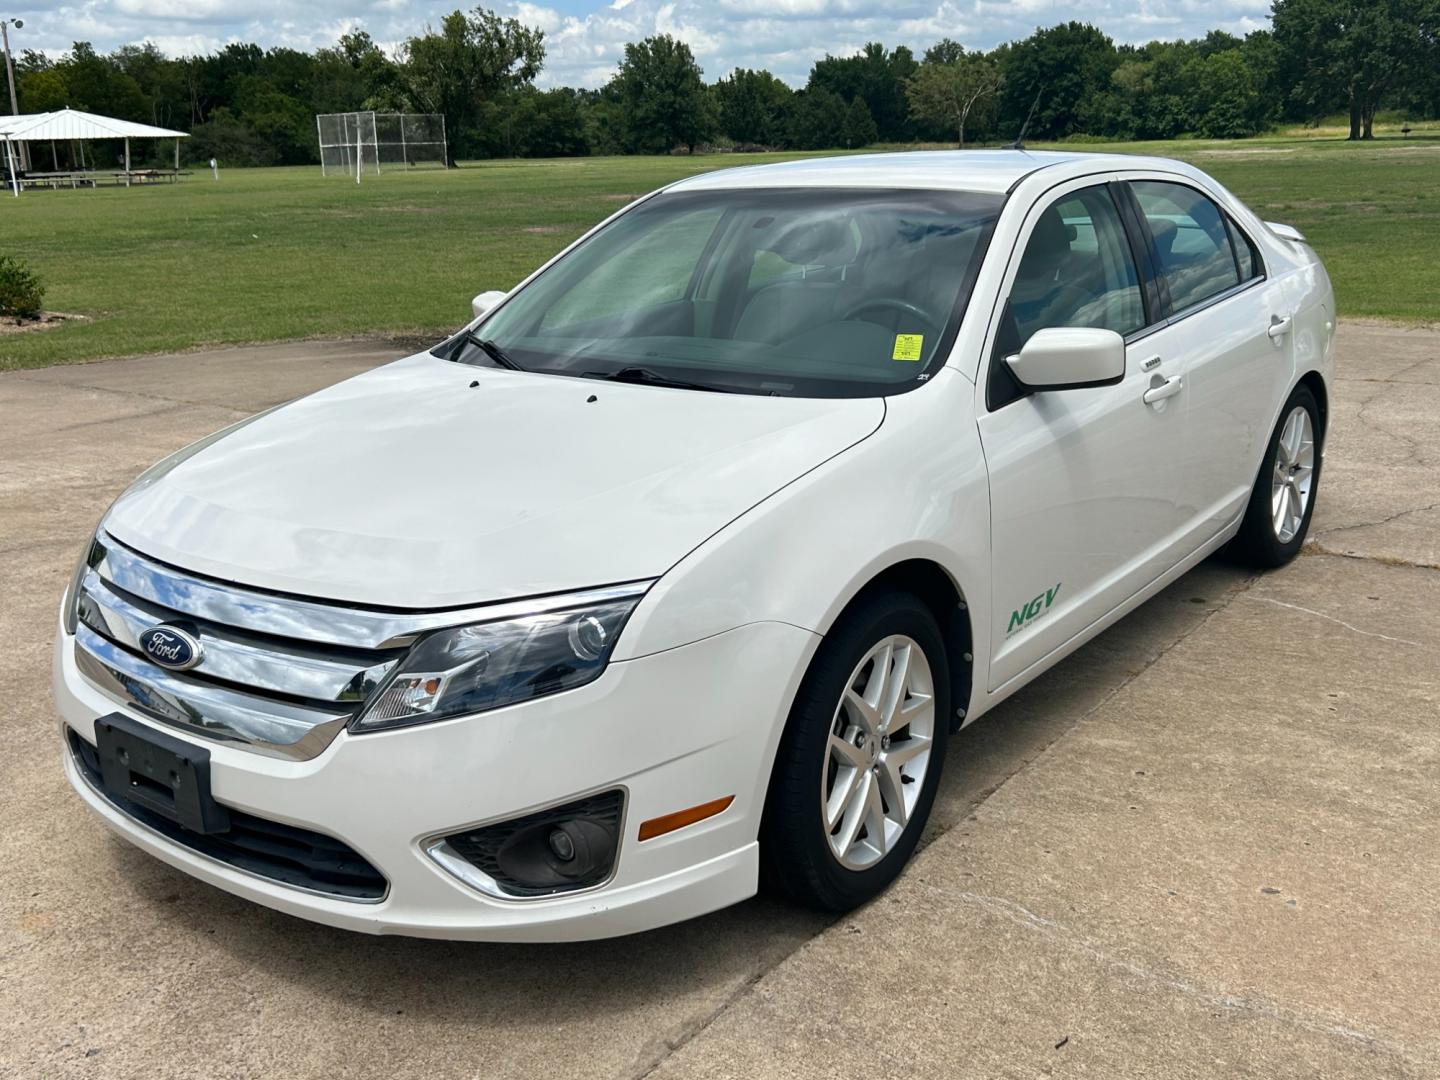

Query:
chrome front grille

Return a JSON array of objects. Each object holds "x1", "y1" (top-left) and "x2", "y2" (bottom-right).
[
  {"x1": 71, "y1": 533, "x2": 410, "y2": 760},
  {"x1": 71, "y1": 531, "x2": 655, "y2": 761}
]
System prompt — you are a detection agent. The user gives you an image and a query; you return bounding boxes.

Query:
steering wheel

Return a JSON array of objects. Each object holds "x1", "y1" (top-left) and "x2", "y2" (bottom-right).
[{"x1": 839, "y1": 297, "x2": 944, "y2": 338}]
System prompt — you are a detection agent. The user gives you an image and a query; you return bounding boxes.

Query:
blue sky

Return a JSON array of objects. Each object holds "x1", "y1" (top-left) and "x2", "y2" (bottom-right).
[{"x1": 12, "y1": 0, "x2": 1275, "y2": 88}]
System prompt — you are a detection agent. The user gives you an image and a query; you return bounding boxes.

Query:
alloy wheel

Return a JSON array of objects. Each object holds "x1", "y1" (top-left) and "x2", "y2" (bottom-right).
[
  {"x1": 820, "y1": 634, "x2": 936, "y2": 870},
  {"x1": 1271, "y1": 405, "x2": 1316, "y2": 543}
]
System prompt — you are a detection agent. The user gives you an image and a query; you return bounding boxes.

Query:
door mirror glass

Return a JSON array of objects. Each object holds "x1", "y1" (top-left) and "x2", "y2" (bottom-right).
[
  {"x1": 471, "y1": 290, "x2": 507, "y2": 321},
  {"x1": 1006, "y1": 327, "x2": 1125, "y2": 390}
]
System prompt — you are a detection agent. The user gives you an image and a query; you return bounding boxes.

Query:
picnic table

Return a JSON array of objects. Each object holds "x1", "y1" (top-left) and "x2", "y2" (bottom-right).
[
  {"x1": 15, "y1": 169, "x2": 191, "y2": 190},
  {"x1": 19, "y1": 171, "x2": 96, "y2": 190}
]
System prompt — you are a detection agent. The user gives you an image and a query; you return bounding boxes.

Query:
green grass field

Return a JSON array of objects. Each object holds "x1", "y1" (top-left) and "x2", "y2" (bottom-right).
[{"x1": 2, "y1": 130, "x2": 1437, "y2": 370}]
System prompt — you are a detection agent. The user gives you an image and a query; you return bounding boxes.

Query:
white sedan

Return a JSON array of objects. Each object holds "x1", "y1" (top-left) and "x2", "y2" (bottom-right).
[{"x1": 54, "y1": 150, "x2": 1333, "y2": 940}]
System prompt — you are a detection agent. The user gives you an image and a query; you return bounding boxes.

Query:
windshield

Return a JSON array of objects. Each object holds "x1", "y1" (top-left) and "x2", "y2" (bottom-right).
[{"x1": 442, "y1": 186, "x2": 1005, "y2": 397}]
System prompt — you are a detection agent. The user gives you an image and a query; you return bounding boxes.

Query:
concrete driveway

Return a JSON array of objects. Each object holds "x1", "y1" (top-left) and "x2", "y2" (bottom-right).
[{"x1": 2, "y1": 324, "x2": 1437, "y2": 1079}]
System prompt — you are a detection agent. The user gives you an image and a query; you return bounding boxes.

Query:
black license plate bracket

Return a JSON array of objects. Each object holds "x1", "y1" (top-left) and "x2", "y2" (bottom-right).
[{"x1": 94, "y1": 713, "x2": 231, "y2": 834}]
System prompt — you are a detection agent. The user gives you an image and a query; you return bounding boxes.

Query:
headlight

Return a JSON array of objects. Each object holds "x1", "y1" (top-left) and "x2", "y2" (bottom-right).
[
  {"x1": 61, "y1": 537, "x2": 101, "y2": 635},
  {"x1": 352, "y1": 596, "x2": 643, "y2": 733}
]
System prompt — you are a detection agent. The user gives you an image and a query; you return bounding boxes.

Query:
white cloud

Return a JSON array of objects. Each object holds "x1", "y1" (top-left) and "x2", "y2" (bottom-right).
[
  {"x1": 143, "y1": 32, "x2": 231, "y2": 54},
  {"x1": 113, "y1": 0, "x2": 235, "y2": 19}
]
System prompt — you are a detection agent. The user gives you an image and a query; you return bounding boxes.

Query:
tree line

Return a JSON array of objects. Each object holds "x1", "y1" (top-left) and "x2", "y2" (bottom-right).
[{"x1": 9, "y1": 0, "x2": 1439, "y2": 169}]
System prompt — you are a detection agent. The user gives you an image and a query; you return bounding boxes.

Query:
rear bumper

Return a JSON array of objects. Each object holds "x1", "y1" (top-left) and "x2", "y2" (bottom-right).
[{"x1": 54, "y1": 618, "x2": 818, "y2": 941}]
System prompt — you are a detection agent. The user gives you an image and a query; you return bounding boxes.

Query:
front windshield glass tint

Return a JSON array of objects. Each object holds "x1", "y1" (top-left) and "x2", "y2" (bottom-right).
[{"x1": 453, "y1": 187, "x2": 1005, "y2": 397}]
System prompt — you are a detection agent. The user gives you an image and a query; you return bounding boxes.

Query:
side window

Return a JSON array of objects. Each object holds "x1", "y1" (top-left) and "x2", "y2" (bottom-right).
[
  {"x1": 1227, "y1": 217, "x2": 1262, "y2": 282},
  {"x1": 540, "y1": 207, "x2": 723, "y2": 331},
  {"x1": 1131, "y1": 181, "x2": 1241, "y2": 313},
  {"x1": 1004, "y1": 185, "x2": 1145, "y2": 354}
]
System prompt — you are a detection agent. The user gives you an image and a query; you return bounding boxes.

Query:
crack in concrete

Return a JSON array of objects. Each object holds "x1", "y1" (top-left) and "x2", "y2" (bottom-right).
[
  {"x1": 8, "y1": 371, "x2": 257, "y2": 416},
  {"x1": 1354, "y1": 388, "x2": 1433, "y2": 467},
  {"x1": 1242, "y1": 595, "x2": 1423, "y2": 647},
  {"x1": 952, "y1": 891, "x2": 1430, "y2": 1065},
  {"x1": 17, "y1": 399, "x2": 201, "y2": 442},
  {"x1": 1314, "y1": 500, "x2": 1440, "y2": 538},
  {"x1": 1334, "y1": 354, "x2": 1438, "y2": 387},
  {"x1": 1336, "y1": 376, "x2": 1438, "y2": 386},
  {"x1": 628, "y1": 956, "x2": 793, "y2": 1080},
  {"x1": 1303, "y1": 543, "x2": 1440, "y2": 572}
]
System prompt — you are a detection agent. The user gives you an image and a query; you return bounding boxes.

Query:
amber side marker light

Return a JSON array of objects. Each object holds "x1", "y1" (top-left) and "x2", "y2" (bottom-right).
[{"x1": 637, "y1": 795, "x2": 735, "y2": 842}]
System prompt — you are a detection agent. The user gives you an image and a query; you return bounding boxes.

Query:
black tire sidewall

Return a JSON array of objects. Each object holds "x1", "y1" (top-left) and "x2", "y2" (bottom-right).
[
  {"x1": 1237, "y1": 383, "x2": 1322, "y2": 567},
  {"x1": 761, "y1": 590, "x2": 951, "y2": 912}
]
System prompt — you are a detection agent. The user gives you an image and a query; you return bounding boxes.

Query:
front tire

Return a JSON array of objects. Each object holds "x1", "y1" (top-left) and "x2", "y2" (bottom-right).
[
  {"x1": 761, "y1": 590, "x2": 951, "y2": 912},
  {"x1": 1231, "y1": 383, "x2": 1322, "y2": 568}
]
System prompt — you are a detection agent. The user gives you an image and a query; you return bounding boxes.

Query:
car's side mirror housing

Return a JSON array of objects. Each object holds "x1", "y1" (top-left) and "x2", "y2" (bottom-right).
[
  {"x1": 471, "y1": 290, "x2": 507, "y2": 321},
  {"x1": 1006, "y1": 327, "x2": 1126, "y2": 391}
]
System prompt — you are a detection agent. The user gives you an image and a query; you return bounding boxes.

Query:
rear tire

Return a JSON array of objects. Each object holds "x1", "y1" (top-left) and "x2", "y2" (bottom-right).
[
  {"x1": 761, "y1": 590, "x2": 950, "y2": 913},
  {"x1": 1231, "y1": 383, "x2": 1322, "y2": 568}
]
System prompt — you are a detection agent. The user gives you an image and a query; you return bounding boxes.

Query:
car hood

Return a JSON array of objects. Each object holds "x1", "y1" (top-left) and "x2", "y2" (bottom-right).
[{"x1": 103, "y1": 353, "x2": 885, "y2": 609}]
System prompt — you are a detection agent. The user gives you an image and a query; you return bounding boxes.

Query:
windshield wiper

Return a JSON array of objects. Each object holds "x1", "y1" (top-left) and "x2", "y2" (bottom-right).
[
  {"x1": 457, "y1": 329, "x2": 526, "y2": 372},
  {"x1": 580, "y1": 366, "x2": 739, "y2": 394}
]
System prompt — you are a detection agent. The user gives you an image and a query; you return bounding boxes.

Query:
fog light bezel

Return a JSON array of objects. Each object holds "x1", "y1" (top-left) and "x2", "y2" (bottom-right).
[{"x1": 422, "y1": 787, "x2": 627, "y2": 902}]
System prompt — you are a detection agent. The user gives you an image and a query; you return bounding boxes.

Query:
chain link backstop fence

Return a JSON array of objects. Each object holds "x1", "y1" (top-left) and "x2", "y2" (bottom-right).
[{"x1": 316, "y1": 112, "x2": 448, "y2": 179}]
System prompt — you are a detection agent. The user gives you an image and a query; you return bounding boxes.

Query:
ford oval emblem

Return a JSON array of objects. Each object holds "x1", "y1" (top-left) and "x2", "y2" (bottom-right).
[{"x1": 139, "y1": 625, "x2": 204, "y2": 671}]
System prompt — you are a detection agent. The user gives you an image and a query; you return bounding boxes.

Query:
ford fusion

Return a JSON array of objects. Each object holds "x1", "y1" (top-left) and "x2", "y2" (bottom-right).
[{"x1": 55, "y1": 151, "x2": 1334, "y2": 940}]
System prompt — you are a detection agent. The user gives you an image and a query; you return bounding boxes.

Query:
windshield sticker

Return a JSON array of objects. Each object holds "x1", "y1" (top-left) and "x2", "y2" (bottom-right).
[{"x1": 892, "y1": 334, "x2": 924, "y2": 361}]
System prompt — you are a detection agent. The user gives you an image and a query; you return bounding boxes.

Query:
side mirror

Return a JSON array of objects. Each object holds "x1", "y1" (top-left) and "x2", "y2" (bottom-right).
[
  {"x1": 1006, "y1": 327, "x2": 1125, "y2": 391},
  {"x1": 471, "y1": 290, "x2": 507, "y2": 321}
]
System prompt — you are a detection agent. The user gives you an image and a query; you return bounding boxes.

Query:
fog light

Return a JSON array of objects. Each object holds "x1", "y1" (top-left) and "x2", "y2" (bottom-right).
[
  {"x1": 430, "y1": 790, "x2": 624, "y2": 899},
  {"x1": 548, "y1": 827, "x2": 575, "y2": 862}
]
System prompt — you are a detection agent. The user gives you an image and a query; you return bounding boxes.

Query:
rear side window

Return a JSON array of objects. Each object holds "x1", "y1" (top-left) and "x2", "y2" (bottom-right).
[
  {"x1": 1131, "y1": 181, "x2": 1240, "y2": 313},
  {"x1": 1227, "y1": 218, "x2": 1263, "y2": 282}
]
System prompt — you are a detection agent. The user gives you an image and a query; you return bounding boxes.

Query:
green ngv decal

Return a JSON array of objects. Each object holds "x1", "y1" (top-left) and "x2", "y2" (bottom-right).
[{"x1": 1007, "y1": 583, "x2": 1062, "y2": 636}]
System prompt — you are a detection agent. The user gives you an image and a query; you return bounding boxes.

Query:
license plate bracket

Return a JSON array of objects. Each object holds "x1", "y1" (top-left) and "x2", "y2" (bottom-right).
[{"x1": 94, "y1": 713, "x2": 231, "y2": 834}]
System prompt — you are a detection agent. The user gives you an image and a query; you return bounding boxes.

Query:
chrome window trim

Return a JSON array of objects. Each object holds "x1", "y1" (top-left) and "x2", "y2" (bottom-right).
[
  {"x1": 95, "y1": 530, "x2": 655, "y2": 649},
  {"x1": 73, "y1": 624, "x2": 351, "y2": 761},
  {"x1": 1152, "y1": 274, "x2": 1267, "y2": 329}
]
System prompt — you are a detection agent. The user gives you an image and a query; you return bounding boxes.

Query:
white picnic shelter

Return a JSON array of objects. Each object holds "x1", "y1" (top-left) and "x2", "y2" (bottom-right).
[{"x1": 1, "y1": 108, "x2": 189, "y2": 196}]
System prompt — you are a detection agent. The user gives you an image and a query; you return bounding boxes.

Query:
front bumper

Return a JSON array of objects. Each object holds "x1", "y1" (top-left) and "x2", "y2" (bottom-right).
[{"x1": 54, "y1": 618, "x2": 817, "y2": 941}]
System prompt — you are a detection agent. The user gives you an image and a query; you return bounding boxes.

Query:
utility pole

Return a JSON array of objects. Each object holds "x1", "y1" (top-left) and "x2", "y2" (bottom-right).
[
  {"x1": 2, "y1": 19, "x2": 20, "y2": 117},
  {"x1": 1, "y1": 18, "x2": 24, "y2": 170}
]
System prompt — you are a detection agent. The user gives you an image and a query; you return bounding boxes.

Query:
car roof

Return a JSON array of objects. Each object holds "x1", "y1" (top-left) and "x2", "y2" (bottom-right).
[{"x1": 668, "y1": 149, "x2": 1191, "y2": 195}]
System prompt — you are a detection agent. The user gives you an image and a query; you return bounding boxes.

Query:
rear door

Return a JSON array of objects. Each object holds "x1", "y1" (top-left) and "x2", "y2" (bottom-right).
[
  {"x1": 1121, "y1": 178, "x2": 1291, "y2": 545},
  {"x1": 978, "y1": 179, "x2": 1186, "y2": 692}
]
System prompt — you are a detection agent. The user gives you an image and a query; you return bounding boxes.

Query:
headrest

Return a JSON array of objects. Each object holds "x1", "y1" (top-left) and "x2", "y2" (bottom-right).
[
  {"x1": 1148, "y1": 217, "x2": 1178, "y2": 257},
  {"x1": 1026, "y1": 208, "x2": 1075, "y2": 261},
  {"x1": 762, "y1": 219, "x2": 853, "y2": 265}
]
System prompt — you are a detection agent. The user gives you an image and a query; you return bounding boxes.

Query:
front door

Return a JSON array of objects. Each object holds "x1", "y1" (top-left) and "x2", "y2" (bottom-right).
[{"x1": 978, "y1": 181, "x2": 1186, "y2": 691}]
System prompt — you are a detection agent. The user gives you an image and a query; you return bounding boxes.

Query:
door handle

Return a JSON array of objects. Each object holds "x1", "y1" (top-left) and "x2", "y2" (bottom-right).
[
  {"x1": 1142, "y1": 375, "x2": 1183, "y2": 405},
  {"x1": 1267, "y1": 315, "x2": 1293, "y2": 340}
]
